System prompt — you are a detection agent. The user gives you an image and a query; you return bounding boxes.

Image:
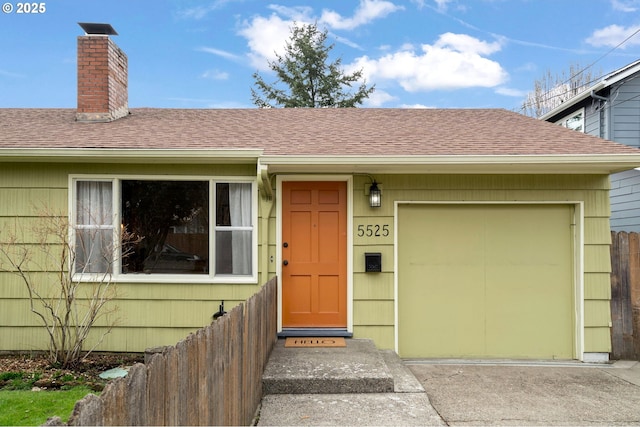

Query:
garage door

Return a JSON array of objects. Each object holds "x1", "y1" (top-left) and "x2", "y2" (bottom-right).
[{"x1": 397, "y1": 204, "x2": 575, "y2": 359}]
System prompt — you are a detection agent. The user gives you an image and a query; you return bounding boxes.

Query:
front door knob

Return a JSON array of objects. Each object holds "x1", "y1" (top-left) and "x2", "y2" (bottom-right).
[{"x1": 283, "y1": 260, "x2": 289, "y2": 266}]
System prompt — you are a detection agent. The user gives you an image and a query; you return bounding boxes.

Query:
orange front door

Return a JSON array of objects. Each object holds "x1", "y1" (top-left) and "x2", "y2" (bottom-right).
[{"x1": 282, "y1": 181, "x2": 347, "y2": 328}]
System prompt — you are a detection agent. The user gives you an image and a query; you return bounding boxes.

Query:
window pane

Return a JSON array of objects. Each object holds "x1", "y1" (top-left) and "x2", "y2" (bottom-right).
[
  {"x1": 75, "y1": 181, "x2": 113, "y2": 274},
  {"x1": 76, "y1": 181, "x2": 112, "y2": 225},
  {"x1": 216, "y1": 183, "x2": 252, "y2": 226},
  {"x1": 122, "y1": 180, "x2": 209, "y2": 274},
  {"x1": 215, "y1": 230, "x2": 252, "y2": 275},
  {"x1": 75, "y1": 229, "x2": 113, "y2": 273},
  {"x1": 566, "y1": 112, "x2": 583, "y2": 132}
]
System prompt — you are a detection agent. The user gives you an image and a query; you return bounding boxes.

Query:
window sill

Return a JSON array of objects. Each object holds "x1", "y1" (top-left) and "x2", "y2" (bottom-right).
[{"x1": 74, "y1": 273, "x2": 258, "y2": 285}]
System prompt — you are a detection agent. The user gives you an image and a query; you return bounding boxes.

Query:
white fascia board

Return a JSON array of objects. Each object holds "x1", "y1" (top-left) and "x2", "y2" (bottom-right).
[
  {"x1": 0, "y1": 148, "x2": 263, "y2": 164},
  {"x1": 261, "y1": 154, "x2": 640, "y2": 174}
]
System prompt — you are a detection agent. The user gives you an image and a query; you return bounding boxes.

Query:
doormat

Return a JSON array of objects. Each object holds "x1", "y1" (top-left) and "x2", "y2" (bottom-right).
[{"x1": 285, "y1": 337, "x2": 346, "y2": 348}]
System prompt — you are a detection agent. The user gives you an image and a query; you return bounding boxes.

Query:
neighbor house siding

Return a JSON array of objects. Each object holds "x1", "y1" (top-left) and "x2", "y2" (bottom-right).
[
  {"x1": 585, "y1": 102, "x2": 604, "y2": 138},
  {"x1": 610, "y1": 79, "x2": 640, "y2": 149},
  {"x1": 0, "y1": 162, "x2": 266, "y2": 353},
  {"x1": 351, "y1": 174, "x2": 612, "y2": 354},
  {"x1": 606, "y1": 78, "x2": 640, "y2": 231},
  {"x1": 610, "y1": 169, "x2": 640, "y2": 232}
]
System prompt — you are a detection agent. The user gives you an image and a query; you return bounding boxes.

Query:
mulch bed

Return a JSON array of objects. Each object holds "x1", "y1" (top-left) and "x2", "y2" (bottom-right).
[{"x1": 0, "y1": 353, "x2": 144, "y2": 392}]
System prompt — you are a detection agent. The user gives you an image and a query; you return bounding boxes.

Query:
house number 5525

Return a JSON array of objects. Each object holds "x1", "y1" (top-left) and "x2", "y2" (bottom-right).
[{"x1": 357, "y1": 224, "x2": 389, "y2": 237}]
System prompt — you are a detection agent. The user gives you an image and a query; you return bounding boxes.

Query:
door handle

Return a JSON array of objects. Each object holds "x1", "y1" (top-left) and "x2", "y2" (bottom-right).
[{"x1": 283, "y1": 260, "x2": 289, "y2": 266}]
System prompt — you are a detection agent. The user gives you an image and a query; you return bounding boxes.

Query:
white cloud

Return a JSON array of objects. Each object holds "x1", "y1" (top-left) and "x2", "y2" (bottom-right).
[
  {"x1": 177, "y1": 0, "x2": 237, "y2": 20},
  {"x1": 237, "y1": 1, "x2": 403, "y2": 71},
  {"x1": 434, "y1": 0, "x2": 454, "y2": 12},
  {"x1": 238, "y1": 14, "x2": 299, "y2": 70},
  {"x1": 435, "y1": 33, "x2": 501, "y2": 55},
  {"x1": 197, "y1": 47, "x2": 242, "y2": 61},
  {"x1": 320, "y1": 0, "x2": 404, "y2": 30},
  {"x1": 363, "y1": 89, "x2": 397, "y2": 107},
  {"x1": 586, "y1": 24, "x2": 640, "y2": 48},
  {"x1": 350, "y1": 33, "x2": 507, "y2": 92},
  {"x1": 495, "y1": 87, "x2": 527, "y2": 97},
  {"x1": 267, "y1": 5, "x2": 315, "y2": 22},
  {"x1": 611, "y1": 0, "x2": 640, "y2": 12},
  {"x1": 400, "y1": 103, "x2": 434, "y2": 108},
  {"x1": 201, "y1": 69, "x2": 230, "y2": 80}
]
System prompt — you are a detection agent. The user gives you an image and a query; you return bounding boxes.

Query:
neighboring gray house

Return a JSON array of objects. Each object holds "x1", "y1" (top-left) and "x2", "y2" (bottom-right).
[{"x1": 542, "y1": 59, "x2": 640, "y2": 231}]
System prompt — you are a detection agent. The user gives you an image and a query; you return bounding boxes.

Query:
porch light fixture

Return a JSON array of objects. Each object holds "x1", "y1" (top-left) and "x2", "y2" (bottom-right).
[{"x1": 369, "y1": 181, "x2": 381, "y2": 208}]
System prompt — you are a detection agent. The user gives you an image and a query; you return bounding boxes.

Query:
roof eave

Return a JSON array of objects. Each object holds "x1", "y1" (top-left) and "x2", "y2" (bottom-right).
[
  {"x1": 0, "y1": 148, "x2": 264, "y2": 164},
  {"x1": 539, "y1": 81, "x2": 605, "y2": 121},
  {"x1": 261, "y1": 154, "x2": 640, "y2": 174}
]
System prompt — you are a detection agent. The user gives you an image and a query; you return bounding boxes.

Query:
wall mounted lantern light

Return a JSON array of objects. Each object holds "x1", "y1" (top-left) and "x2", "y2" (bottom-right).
[{"x1": 369, "y1": 181, "x2": 381, "y2": 208}]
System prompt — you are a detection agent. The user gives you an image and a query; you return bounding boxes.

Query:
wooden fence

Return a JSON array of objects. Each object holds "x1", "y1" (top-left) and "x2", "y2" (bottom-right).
[
  {"x1": 610, "y1": 232, "x2": 640, "y2": 360},
  {"x1": 64, "y1": 277, "x2": 277, "y2": 426}
]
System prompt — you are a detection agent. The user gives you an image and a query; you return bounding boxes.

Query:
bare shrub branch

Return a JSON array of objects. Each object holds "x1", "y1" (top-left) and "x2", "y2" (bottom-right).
[{"x1": 0, "y1": 204, "x2": 141, "y2": 368}]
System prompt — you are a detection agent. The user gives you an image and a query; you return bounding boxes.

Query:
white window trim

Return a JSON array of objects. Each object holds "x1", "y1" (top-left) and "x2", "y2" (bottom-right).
[
  {"x1": 69, "y1": 174, "x2": 258, "y2": 284},
  {"x1": 555, "y1": 108, "x2": 585, "y2": 133},
  {"x1": 393, "y1": 200, "x2": 584, "y2": 361}
]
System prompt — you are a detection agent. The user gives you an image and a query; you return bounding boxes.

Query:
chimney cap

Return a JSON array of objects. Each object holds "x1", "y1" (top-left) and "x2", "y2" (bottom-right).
[{"x1": 78, "y1": 22, "x2": 118, "y2": 36}]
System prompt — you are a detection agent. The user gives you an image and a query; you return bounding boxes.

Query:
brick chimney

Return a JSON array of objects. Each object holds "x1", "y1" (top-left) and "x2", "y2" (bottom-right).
[{"x1": 76, "y1": 23, "x2": 128, "y2": 122}]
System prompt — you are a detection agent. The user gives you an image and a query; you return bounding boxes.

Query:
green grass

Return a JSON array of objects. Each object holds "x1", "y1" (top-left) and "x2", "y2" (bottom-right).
[{"x1": 0, "y1": 386, "x2": 94, "y2": 426}]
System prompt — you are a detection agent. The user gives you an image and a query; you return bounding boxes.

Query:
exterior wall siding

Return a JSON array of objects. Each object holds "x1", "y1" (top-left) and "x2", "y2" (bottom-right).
[
  {"x1": 0, "y1": 162, "x2": 263, "y2": 353},
  {"x1": 610, "y1": 169, "x2": 640, "y2": 232},
  {"x1": 585, "y1": 102, "x2": 602, "y2": 137},
  {"x1": 0, "y1": 164, "x2": 614, "y2": 356},
  {"x1": 607, "y1": 79, "x2": 640, "y2": 231},
  {"x1": 610, "y1": 80, "x2": 640, "y2": 149},
  {"x1": 351, "y1": 174, "x2": 612, "y2": 355},
  {"x1": 568, "y1": 79, "x2": 640, "y2": 232}
]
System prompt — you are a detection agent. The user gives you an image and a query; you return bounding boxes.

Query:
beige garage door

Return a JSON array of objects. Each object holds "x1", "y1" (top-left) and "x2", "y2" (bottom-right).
[{"x1": 398, "y1": 204, "x2": 575, "y2": 359}]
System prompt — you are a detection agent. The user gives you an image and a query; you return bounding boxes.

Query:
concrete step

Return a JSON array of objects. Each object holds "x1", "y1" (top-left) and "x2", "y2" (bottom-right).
[{"x1": 262, "y1": 338, "x2": 399, "y2": 395}]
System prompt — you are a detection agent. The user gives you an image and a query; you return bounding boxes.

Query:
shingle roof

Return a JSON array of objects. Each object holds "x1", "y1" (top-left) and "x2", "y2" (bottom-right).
[{"x1": 1, "y1": 107, "x2": 638, "y2": 156}]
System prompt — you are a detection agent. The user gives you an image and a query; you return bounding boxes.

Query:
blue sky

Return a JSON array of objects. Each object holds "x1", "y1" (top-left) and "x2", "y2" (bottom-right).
[{"x1": 2, "y1": 0, "x2": 640, "y2": 110}]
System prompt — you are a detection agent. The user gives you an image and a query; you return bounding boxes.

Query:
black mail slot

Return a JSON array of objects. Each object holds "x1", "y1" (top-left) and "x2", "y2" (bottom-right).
[{"x1": 365, "y1": 252, "x2": 382, "y2": 272}]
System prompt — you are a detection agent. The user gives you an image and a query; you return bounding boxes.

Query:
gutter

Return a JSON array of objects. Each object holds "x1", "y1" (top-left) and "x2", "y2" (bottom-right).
[
  {"x1": 260, "y1": 154, "x2": 640, "y2": 175},
  {"x1": 590, "y1": 90, "x2": 608, "y2": 102},
  {"x1": 0, "y1": 148, "x2": 264, "y2": 164}
]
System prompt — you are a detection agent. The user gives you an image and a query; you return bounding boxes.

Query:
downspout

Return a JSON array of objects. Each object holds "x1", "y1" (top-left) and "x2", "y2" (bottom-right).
[
  {"x1": 590, "y1": 90, "x2": 608, "y2": 102},
  {"x1": 257, "y1": 161, "x2": 274, "y2": 285}
]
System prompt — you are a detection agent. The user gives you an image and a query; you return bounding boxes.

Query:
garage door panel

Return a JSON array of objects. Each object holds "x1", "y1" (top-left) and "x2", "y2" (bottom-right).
[{"x1": 398, "y1": 204, "x2": 575, "y2": 359}]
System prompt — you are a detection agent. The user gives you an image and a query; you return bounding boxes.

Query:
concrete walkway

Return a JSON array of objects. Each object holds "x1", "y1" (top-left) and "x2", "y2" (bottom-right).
[
  {"x1": 257, "y1": 339, "x2": 640, "y2": 426},
  {"x1": 258, "y1": 339, "x2": 443, "y2": 426}
]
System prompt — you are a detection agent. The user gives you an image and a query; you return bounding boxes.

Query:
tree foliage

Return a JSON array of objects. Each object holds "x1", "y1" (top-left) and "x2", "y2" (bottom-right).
[
  {"x1": 521, "y1": 63, "x2": 602, "y2": 118},
  {"x1": 251, "y1": 23, "x2": 375, "y2": 108}
]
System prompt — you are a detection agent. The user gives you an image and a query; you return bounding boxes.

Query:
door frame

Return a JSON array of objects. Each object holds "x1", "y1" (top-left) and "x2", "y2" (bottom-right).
[
  {"x1": 393, "y1": 200, "x2": 585, "y2": 361},
  {"x1": 276, "y1": 175, "x2": 353, "y2": 333}
]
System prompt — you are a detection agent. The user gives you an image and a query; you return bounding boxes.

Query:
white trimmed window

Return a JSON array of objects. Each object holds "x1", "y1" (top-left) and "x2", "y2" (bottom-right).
[
  {"x1": 556, "y1": 109, "x2": 584, "y2": 132},
  {"x1": 71, "y1": 177, "x2": 256, "y2": 282}
]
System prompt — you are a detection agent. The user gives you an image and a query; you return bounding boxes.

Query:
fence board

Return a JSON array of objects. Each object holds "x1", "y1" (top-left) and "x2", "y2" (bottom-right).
[
  {"x1": 611, "y1": 232, "x2": 640, "y2": 360},
  {"x1": 67, "y1": 277, "x2": 277, "y2": 426},
  {"x1": 145, "y1": 353, "x2": 165, "y2": 425}
]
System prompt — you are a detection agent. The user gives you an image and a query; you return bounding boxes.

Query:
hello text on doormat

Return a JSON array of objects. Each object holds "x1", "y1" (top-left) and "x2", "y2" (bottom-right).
[{"x1": 284, "y1": 337, "x2": 346, "y2": 348}]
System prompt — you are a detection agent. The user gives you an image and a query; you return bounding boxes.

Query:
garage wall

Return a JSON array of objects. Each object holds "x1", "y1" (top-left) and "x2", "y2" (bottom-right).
[{"x1": 352, "y1": 174, "x2": 611, "y2": 355}]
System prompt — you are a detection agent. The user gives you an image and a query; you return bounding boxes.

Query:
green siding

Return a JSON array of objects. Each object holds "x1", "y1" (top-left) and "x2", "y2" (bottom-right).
[
  {"x1": 0, "y1": 162, "x2": 262, "y2": 352},
  {"x1": 352, "y1": 174, "x2": 612, "y2": 356},
  {"x1": 0, "y1": 165, "x2": 615, "y2": 356}
]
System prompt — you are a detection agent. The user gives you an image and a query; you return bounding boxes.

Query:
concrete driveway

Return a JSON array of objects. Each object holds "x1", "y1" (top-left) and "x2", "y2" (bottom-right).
[{"x1": 407, "y1": 361, "x2": 640, "y2": 426}]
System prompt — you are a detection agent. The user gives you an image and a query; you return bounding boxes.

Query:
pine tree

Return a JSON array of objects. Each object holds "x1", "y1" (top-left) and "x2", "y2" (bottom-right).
[{"x1": 251, "y1": 23, "x2": 374, "y2": 108}]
